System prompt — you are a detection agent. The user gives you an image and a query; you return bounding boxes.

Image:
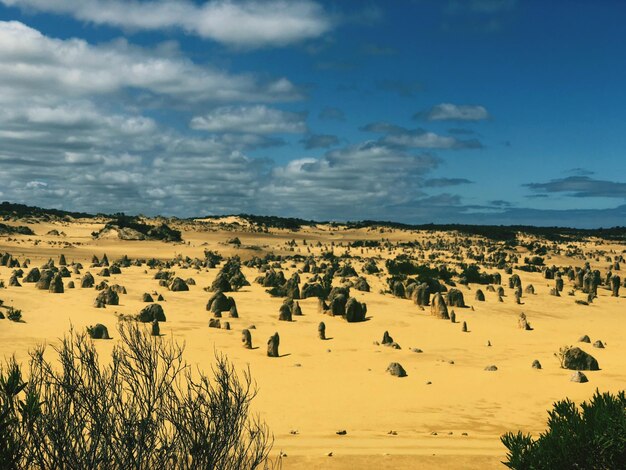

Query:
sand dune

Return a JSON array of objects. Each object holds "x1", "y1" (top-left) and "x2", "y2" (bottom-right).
[{"x1": 1, "y1": 218, "x2": 624, "y2": 469}]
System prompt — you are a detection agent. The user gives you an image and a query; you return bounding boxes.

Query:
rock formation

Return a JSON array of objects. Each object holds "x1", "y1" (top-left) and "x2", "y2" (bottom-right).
[
  {"x1": 87, "y1": 324, "x2": 110, "y2": 339},
  {"x1": 242, "y1": 329, "x2": 252, "y2": 348},
  {"x1": 386, "y1": 362, "x2": 407, "y2": 377},
  {"x1": 318, "y1": 322, "x2": 326, "y2": 340},
  {"x1": 137, "y1": 304, "x2": 166, "y2": 322},
  {"x1": 431, "y1": 292, "x2": 449, "y2": 319},
  {"x1": 563, "y1": 347, "x2": 599, "y2": 371},
  {"x1": 267, "y1": 332, "x2": 280, "y2": 357}
]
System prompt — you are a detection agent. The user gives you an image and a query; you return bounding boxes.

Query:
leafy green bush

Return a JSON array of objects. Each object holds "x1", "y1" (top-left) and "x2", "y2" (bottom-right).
[
  {"x1": 349, "y1": 240, "x2": 380, "y2": 248},
  {"x1": 92, "y1": 215, "x2": 182, "y2": 242},
  {"x1": 459, "y1": 264, "x2": 497, "y2": 284},
  {"x1": 204, "y1": 249, "x2": 223, "y2": 266},
  {"x1": 0, "y1": 223, "x2": 35, "y2": 236},
  {"x1": 6, "y1": 307, "x2": 21, "y2": 322},
  {"x1": 501, "y1": 389, "x2": 626, "y2": 469},
  {"x1": 524, "y1": 256, "x2": 545, "y2": 266},
  {"x1": 385, "y1": 255, "x2": 421, "y2": 275},
  {"x1": 385, "y1": 255, "x2": 454, "y2": 282},
  {"x1": 227, "y1": 237, "x2": 242, "y2": 246},
  {"x1": 0, "y1": 323, "x2": 277, "y2": 469}
]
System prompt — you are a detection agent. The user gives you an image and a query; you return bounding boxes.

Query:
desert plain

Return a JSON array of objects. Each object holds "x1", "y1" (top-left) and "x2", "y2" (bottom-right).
[{"x1": 1, "y1": 214, "x2": 624, "y2": 470}]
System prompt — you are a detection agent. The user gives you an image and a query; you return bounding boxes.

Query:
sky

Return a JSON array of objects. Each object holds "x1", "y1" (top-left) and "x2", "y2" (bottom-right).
[{"x1": 1, "y1": 0, "x2": 625, "y2": 227}]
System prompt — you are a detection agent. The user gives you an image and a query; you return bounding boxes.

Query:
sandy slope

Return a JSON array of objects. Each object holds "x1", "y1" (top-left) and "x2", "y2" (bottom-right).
[{"x1": 1, "y1": 219, "x2": 624, "y2": 469}]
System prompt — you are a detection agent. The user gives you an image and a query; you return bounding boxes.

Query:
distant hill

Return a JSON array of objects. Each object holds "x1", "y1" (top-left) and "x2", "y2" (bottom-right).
[
  {"x1": 345, "y1": 221, "x2": 626, "y2": 242},
  {"x1": 233, "y1": 214, "x2": 322, "y2": 231},
  {"x1": 3, "y1": 201, "x2": 626, "y2": 242},
  {"x1": 92, "y1": 215, "x2": 182, "y2": 243},
  {"x1": 214, "y1": 215, "x2": 626, "y2": 242}
]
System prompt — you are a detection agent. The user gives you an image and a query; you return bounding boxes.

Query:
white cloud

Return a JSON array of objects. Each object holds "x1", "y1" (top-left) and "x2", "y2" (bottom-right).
[
  {"x1": 420, "y1": 103, "x2": 490, "y2": 121},
  {"x1": 190, "y1": 105, "x2": 306, "y2": 134},
  {"x1": 0, "y1": 102, "x2": 466, "y2": 219},
  {"x1": 146, "y1": 188, "x2": 168, "y2": 198},
  {"x1": 25, "y1": 181, "x2": 48, "y2": 189},
  {"x1": 0, "y1": 93, "x2": 273, "y2": 215},
  {"x1": 383, "y1": 130, "x2": 482, "y2": 150},
  {"x1": 262, "y1": 142, "x2": 441, "y2": 218},
  {"x1": 0, "y1": 102, "x2": 159, "y2": 160},
  {"x1": 0, "y1": 0, "x2": 332, "y2": 48},
  {"x1": 64, "y1": 152, "x2": 143, "y2": 166},
  {"x1": 384, "y1": 131, "x2": 462, "y2": 149},
  {"x1": 84, "y1": 171, "x2": 144, "y2": 185},
  {"x1": 0, "y1": 21, "x2": 300, "y2": 105},
  {"x1": 0, "y1": 20, "x2": 478, "y2": 221},
  {"x1": 362, "y1": 121, "x2": 483, "y2": 149}
]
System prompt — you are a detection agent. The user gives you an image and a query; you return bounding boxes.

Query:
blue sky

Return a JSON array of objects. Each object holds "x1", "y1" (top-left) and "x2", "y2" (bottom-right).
[{"x1": 1, "y1": 0, "x2": 625, "y2": 227}]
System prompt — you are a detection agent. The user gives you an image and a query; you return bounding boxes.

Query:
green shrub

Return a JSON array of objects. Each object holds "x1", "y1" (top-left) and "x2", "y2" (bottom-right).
[
  {"x1": 524, "y1": 256, "x2": 545, "y2": 266},
  {"x1": 385, "y1": 256, "x2": 454, "y2": 282},
  {"x1": 501, "y1": 389, "x2": 626, "y2": 469},
  {"x1": 459, "y1": 264, "x2": 497, "y2": 284},
  {"x1": 385, "y1": 255, "x2": 421, "y2": 275},
  {"x1": 6, "y1": 308, "x2": 21, "y2": 322},
  {"x1": 227, "y1": 237, "x2": 242, "y2": 246}
]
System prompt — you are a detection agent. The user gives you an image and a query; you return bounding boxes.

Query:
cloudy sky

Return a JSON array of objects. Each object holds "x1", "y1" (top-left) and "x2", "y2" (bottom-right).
[{"x1": 1, "y1": 0, "x2": 625, "y2": 227}]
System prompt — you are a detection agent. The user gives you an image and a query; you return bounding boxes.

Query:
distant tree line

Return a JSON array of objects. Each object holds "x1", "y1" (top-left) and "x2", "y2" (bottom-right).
[{"x1": 4, "y1": 201, "x2": 626, "y2": 242}]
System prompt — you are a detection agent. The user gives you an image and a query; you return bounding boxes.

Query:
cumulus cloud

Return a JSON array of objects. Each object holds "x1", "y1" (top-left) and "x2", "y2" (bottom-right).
[
  {"x1": 261, "y1": 142, "x2": 442, "y2": 219},
  {"x1": 190, "y1": 105, "x2": 306, "y2": 134},
  {"x1": 0, "y1": 21, "x2": 299, "y2": 215},
  {"x1": 0, "y1": 96, "x2": 466, "y2": 220},
  {"x1": 25, "y1": 181, "x2": 48, "y2": 189},
  {"x1": 361, "y1": 121, "x2": 483, "y2": 150},
  {"x1": 383, "y1": 131, "x2": 482, "y2": 150},
  {"x1": 0, "y1": 139, "x2": 271, "y2": 216},
  {"x1": 0, "y1": 21, "x2": 300, "y2": 105},
  {"x1": 0, "y1": 101, "x2": 158, "y2": 161},
  {"x1": 415, "y1": 103, "x2": 490, "y2": 121},
  {"x1": 300, "y1": 134, "x2": 340, "y2": 149},
  {"x1": 524, "y1": 176, "x2": 626, "y2": 198},
  {"x1": 0, "y1": 0, "x2": 333, "y2": 48},
  {"x1": 0, "y1": 97, "x2": 277, "y2": 215},
  {"x1": 0, "y1": 18, "x2": 490, "y2": 222}
]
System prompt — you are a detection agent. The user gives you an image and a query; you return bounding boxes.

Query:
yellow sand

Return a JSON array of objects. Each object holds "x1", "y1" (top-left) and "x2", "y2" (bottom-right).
[{"x1": 1, "y1": 219, "x2": 624, "y2": 470}]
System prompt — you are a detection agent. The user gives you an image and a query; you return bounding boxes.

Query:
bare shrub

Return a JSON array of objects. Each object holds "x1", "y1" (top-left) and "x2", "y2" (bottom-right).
[{"x1": 0, "y1": 323, "x2": 278, "y2": 469}]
